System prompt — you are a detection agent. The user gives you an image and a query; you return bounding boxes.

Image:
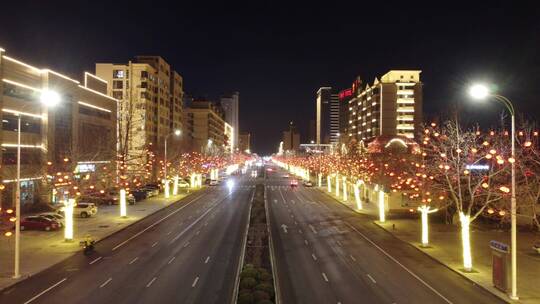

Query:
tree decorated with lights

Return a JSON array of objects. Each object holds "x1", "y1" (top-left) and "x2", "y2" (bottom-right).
[{"x1": 422, "y1": 120, "x2": 511, "y2": 271}]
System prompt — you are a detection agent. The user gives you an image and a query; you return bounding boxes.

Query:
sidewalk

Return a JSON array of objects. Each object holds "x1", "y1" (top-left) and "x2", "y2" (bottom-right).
[
  {"x1": 0, "y1": 190, "x2": 198, "y2": 291},
  {"x1": 314, "y1": 186, "x2": 540, "y2": 303}
]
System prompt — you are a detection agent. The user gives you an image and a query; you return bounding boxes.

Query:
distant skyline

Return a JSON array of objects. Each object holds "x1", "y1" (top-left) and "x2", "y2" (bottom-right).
[{"x1": 1, "y1": 2, "x2": 539, "y2": 154}]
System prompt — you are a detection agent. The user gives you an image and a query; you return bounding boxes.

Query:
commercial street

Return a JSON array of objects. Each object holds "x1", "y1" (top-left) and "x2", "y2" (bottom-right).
[
  {"x1": 266, "y1": 166, "x2": 506, "y2": 304},
  {"x1": 0, "y1": 177, "x2": 254, "y2": 304}
]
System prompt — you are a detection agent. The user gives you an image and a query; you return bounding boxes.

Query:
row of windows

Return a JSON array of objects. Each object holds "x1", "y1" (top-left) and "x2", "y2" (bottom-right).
[{"x1": 2, "y1": 114, "x2": 41, "y2": 134}]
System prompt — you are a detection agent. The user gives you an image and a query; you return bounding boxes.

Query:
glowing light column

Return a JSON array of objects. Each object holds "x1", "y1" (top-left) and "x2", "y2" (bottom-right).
[
  {"x1": 459, "y1": 212, "x2": 472, "y2": 271},
  {"x1": 164, "y1": 179, "x2": 170, "y2": 198},
  {"x1": 335, "y1": 174, "x2": 340, "y2": 197},
  {"x1": 377, "y1": 185, "x2": 386, "y2": 223},
  {"x1": 418, "y1": 205, "x2": 438, "y2": 247},
  {"x1": 327, "y1": 175, "x2": 332, "y2": 192},
  {"x1": 173, "y1": 175, "x2": 179, "y2": 196},
  {"x1": 64, "y1": 199, "x2": 75, "y2": 241},
  {"x1": 190, "y1": 173, "x2": 196, "y2": 188},
  {"x1": 318, "y1": 173, "x2": 322, "y2": 187},
  {"x1": 342, "y1": 176, "x2": 347, "y2": 201},
  {"x1": 354, "y1": 181, "x2": 363, "y2": 210},
  {"x1": 120, "y1": 189, "x2": 127, "y2": 218}
]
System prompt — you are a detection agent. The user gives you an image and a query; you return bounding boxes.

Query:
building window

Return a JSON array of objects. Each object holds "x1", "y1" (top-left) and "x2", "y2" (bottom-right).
[
  {"x1": 113, "y1": 70, "x2": 124, "y2": 78},
  {"x1": 141, "y1": 71, "x2": 148, "y2": 78},
  {"x1": 113, "y1": 91, "x2": 123, "y2": 99},
  {"x1": 113, "y1": 80, "x2": 123, "y2": 89},
  {"x1": 2, "y1": 114, "x2": 41, "y2": 134},
  {"x1": 140, "y1": 82, "x2": 148, "y2": 89}
]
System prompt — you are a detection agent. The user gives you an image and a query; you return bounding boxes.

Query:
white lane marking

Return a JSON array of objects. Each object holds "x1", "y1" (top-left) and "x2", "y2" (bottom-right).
[
  {"x1": 129, "y1": 257, "x2": 139, "y2": 265},
  {"x1": 291, "y1": 200, "x2": 295, "y2": 204},
  {"x1": 112, "y1": 194, "x2": 205, "y2": 251},
  {"x1": 196, "y1": 230, "x2": 201, "y2": 235},
  {"x1": 299, "y1": 229, "x2": 303, "y2": 234},
  {"x1": 204, "y1": 222, "x2": 208, "y2": 226},
  {"x1": 350, "y1": 254, "x2": 356, "y2": 262},
  {"x1": 188, "y1": 215, "x2": 193, "y2": 219},
  {"x1": 167, "y1": 230, "x2": 173, "y2": 235},
  {"x1": 294, "y1": 221, "x2": 298, "y2": 225},
  {"x1": 344, "y1": 222, "x2": 453, "y2": 304},
  {"x1": 184, "y1": 242, "x2": 190, "y2": 248},
  {"x1": 178, "y1": 221, "x2": 184, "y2": 226},
  {"x1": 170, "y1": 205, "x2": 217, "y2": 244},
  {"x1": 151, "y1": 241, "x2": 158, "y2": 247},
  {"x1": 168, "y1": 256, "x2": 176, "y2": 264},
  {"x1": 99, "y1": 277, "x2": 112, "y2": 288},
  {"x1": 89, "y1": 256, "x2": 102, "y2": 265},
  {"x1": 367, "y1": 274, "x2": 377, "y2": 284},
  {"x1": 322, "y1": 272, "x2": 329, "y2": 282},
  {"x1": 337, "y1": 240, "x2": 342, "y2": 247},
  {"x1": 273, "y1": 199, "x2": 277, "y2": 204},
  {"x1": 309, "y1": 224, "x2": 317, "y2": 234},
  {"x1": 205, "y1": 256, "x2": 210, "y2": 264},
  {"x1": 192, "y1": 276, "x2": 199, "y2": 287},
  {"x1": 304, "y1": 239, "x2": 309, "y2": 245},
  {"x1": 281, "y1": 224, "x2": 288, "y2": 233},
  {"x1": 312, "y1": 253, "x2": 317, "y2": 261},
  {"x1": 24, "y1": 278, "x2": 67, "y2": 304},
  {"x1": 146, "y1": 277, "x2": 157, "y2": 288}
]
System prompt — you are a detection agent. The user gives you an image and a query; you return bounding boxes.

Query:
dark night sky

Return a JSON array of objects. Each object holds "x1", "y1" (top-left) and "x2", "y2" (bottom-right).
[{"x1": 1, "y1": 1, "x2": 540, "y2": 154}]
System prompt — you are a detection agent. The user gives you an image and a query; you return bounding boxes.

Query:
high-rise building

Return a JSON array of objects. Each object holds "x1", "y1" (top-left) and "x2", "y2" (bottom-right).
[
  {"x1": 308, "y1": 119, "x2": 316, "y2": 143},
  {"x1": 348, "y1": 70, "x2": 422, "y2": 142},
  {"x1": 316, "y1": 87, "x2": 340, "y2": 145},
  {"x1": 184, "y1": 100, "x2": 226, "y2": 155},
  {"x1": 95, "y1": 56, "x2": 184, "y2": 171},
  {"x1": 238, "y1": 132, "x2": 251, "y2": 153},
  {"x1": 224, "y1": 122, "x2": 234, "y2": 154},
  {"x1": 220, "y1": 92, "x2": 239, "y2": 150},
  {"x1": 338, "y1": 86, "x2": 354, "y2": 145},
  {"x1": 282, "y1": 122, "x2": 300, "y2": 152},
  {"x1": 0, "y1": 47, "x2": 117, "y2": 208}
]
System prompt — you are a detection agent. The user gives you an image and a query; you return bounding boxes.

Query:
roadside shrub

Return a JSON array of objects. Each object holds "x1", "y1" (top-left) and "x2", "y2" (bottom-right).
[
  {"x1": 238, "y1": 292, "x2": 254, "y2": 304},
  {"x1": 256, "y1": 300, "x2": 273, "y2": 304},
  {"x1": 254, "y1": 283, "x2": 274, "y2": 298},
  {"x1": 253, "y1": 290, "x2": 270, "y2": 302},
  {"x1": 240, "y1": 277, "x2": 257, "y2": 289},
  {"x1": 240, "y1": 267, "x2": 258, "y2": 279},
  {"x1": 259, "y1": 272, "x2": 273, "y2": 282}
]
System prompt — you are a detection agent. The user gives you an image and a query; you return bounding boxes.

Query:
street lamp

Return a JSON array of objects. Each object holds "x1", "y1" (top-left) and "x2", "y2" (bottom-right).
[
  {"x1": 469, "y1": 83, "x2": 518, "y2": 300},
  {"x1": 164, "y1": 129, "x2": 181, "y2": 198},
  {"x1": 13, "y1": 89, "x2": 60, "y2": 279}
]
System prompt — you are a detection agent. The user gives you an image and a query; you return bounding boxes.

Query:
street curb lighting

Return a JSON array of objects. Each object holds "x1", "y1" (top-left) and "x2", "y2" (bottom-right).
[
  {"x1": 64, "y1": 199, "x2": 75, "y2": 241},
  {"x1": 120, "y1": 189, "x2": 127, "y2": 218},
  {"x1": 418, "y1": 205, "x2": 438, "y2": 247}
]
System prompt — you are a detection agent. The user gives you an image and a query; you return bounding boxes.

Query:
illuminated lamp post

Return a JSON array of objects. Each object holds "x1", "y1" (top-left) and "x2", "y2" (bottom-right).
[
  {"x1": 164, "y1": 129, "x2": 181, "y2": 199},
  {"x1": 354, "y1": 180, "x2": 363, "y2": 210},
  {"x1": 64, "y1": 199, "x2": 75, "y2": 241},
  {"x1": 335, "y1": 174, "x2": 340, "y2": 197},
  {"x1": 318, "y1": 173, "x2": 322, "y2": 188},
  {"x1": 327, "y1": 175, "x2": 332, "y2": 193},
  {"x1": 119, "y1": 189, "x2": 127, "y2": 217},
  {"x1": 342, "y1": 176, "x2": 347, "y2": 201},
  {"x1": 469, "y1": 84, "x2": 518, "y2": 299},
  {"x1": 13, "y1": 89, "x2": 60, "y2": 279},
  {"x1": 376, "y1": 185, "x2": 386, "y2": 223},
  {"x1": 173, "y1": 175, "x2": 179, "y2": 196}
]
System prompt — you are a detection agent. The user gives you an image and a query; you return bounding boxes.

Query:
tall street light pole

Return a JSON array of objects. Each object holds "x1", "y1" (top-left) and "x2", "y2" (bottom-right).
[
  {"x1": 13, "y1": 89, "x2": 60, "y2": 279},
  {"x1": 469, "y1": 84, "x2": 518, "y2": 300},
  {"x1": 164, "y1": 129, "x2": 181, "y2": 198}
]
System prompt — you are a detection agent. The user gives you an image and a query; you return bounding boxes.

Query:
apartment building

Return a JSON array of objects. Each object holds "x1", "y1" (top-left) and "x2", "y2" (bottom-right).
[
  {"x1": 220, "y1": 92, "x2": 239, "y2": 151},
  {"x1": 0, "y1": 47, "x2": 117, "y2": 208},
  {"x1": 238, "y1": 132, "x2": 251, "y2": 153},
  {"x1": 348, "y1": 70, "x2": 422, "y2": 142},
  {"x1": 95, "y1": 56, "x2": 184, "y2": 172},
  {"x1": 316, "y1": 87, "x2": 340, "y2": 145},
  {"x1": 184, "y1": 100, "x2": 226, "y2": 155}
]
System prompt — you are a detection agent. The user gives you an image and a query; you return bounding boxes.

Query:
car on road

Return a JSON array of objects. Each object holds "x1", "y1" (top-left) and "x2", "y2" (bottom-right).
[
  {"x1": 39, "y1": 213, "x2": 65, "y2": 227},
  {"x1": 303, "y1": 181, "x2": 313, "y2": 187},
  {"x1": 20, "y1": 216, "x2": 60, "y2": 231},
  {"x1": 290, "y1": 179, "x2": 298, "y2": 188},
  {"x1": 209, "y1": 179, "x2": 219, "y2": 186},
  {"x1": 73, "y1": 202, "x2": 98, "y2": 218}
]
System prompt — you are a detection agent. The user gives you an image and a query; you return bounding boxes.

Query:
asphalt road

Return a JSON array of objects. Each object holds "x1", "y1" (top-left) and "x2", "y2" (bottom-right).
[
  {"x1": 0, "y1": 176, "x2": 254, "y2": 304},
  {"x1": 266, "y1": 166, "x2": 507, "y2": 304}
]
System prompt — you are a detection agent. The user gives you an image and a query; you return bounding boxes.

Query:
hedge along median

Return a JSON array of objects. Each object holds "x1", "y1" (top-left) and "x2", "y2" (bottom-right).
[{"x1": 237, "y1": 184, "x2": 276, "y2": 304}]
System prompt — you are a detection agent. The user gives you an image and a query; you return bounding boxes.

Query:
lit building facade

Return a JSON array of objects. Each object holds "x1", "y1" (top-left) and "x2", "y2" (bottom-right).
[
  {"x1": 95, "y1": 56, "x2": 184, "y2": 173},
  {"x1": 316, "y1": 87, "x2": 340, "y2": 145},
  {"x1": 184, "y1": 100, "x2": 226, "y2": 155},
  {"x1": 220, "y1": 92, "x2": 239, "y2": 151},
  {"x1": 0, "y1": 47, "x2": 117, "y2": 208},
  {"x1": 348, "y1": 70, "x2": 422, "y2": 142},
  {"x1": 224, "y1": 122, "x2": 234, "y2": 154},
  {"x1": 238, "y1": 132, "x2": 251, "y2": 153},
  {"x1": 282, "y1": 122, "x2": 300, "y2": 152}
]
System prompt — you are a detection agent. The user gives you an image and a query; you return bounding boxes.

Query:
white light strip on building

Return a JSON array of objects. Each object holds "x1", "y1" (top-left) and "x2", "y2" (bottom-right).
[
  {"x1": 0, "y1": 47, "x2": 5, "y2": 52},
  {"x1": 77, "y1": 160, "x2": 111, "y2": 164},
  {"x1": 78, "y1": 85, "x2": 118, "y2": 102},
  {"x1": 78, "y1": 101, "x2": 112, "y2": 113},
  {"x1": 2, "y1": 143, "x2": 45, "y2": 149},
  {"x1": 2, "y1": 108, "x2": 44, "y2": 119},
  {"x1": 3, "y1": 176, "x2": 42, "y2": 183},
  {"x1": 42, "y1": 69, "x2": 79, "y2": 84},
  {"x1": 2, "y1": 78, "x2": 42, "y2": 92},
  {"x1": 2, "y1": 55, "x2": 42, "y2": 73},
  {"x1": 397, "y1": 108, "x2": 415, "y2": 113},
  {"x1": 84, "y1": 72, "x2": 108, "y2": 85}
]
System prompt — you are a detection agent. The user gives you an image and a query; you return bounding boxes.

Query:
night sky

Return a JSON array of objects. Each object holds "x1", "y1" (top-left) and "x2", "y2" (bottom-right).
[{"x1": 1, "y1": 2, "x2": 540, "y2": 154}]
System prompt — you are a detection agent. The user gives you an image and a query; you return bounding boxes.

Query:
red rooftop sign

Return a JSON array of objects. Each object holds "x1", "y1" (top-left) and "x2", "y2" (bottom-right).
[{"x1": 339, "y1": 88, "x2": 352, "y2": 100}]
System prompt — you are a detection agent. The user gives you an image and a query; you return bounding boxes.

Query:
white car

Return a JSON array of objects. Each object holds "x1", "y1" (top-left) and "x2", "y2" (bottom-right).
[
  {"x1": 178, "y1": 181, "x2": 190, "y2": 188},
  {"x1": 209, "y1": 180, "x2": 219, "y2": 186},
  {"x1": 74, "y1": 202, "x2": 98, "y2": 218},
  {"x1": 39, "y1": 213, "x2": 65, "y2": 227}
]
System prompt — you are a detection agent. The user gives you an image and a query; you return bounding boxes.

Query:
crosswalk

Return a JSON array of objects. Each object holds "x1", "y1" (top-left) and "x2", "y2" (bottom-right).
[{"x1": 267, "y1": 185, "x2": 299, "y2": 190}]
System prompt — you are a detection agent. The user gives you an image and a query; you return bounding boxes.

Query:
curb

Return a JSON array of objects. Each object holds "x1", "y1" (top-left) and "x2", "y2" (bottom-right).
[
  {"x1": 372, "y1": 221, "x2": 511, "y2": 303},
  {"x1": 265, "y1": 185, "x2": 281, "y2": 304},
  {"x1": 0, "y1": 189, "x2": 202, "y2": 293}
]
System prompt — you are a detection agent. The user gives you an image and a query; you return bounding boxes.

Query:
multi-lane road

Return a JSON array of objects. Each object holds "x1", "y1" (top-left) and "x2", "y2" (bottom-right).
[
  {"x1": 0, "y1": 176, "x2": 255, "y2": 304},
  {"x1": 0, "y1": 166, "x2": 507, "y2": 304},
  {"x1": 266, "y1": 166, "x2": 505, "y2": 304}
]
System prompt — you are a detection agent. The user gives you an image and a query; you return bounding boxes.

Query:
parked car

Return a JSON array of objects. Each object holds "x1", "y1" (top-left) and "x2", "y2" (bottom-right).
[
  {"x1": 130, "y1": 189, "x2": 148, "y2": 201},
  {"x1": 178, "y1": 181, "x2": 190, "y2": 188},
  {"x1": 39, "y1": 213, "x2": 65, "y2": 227},
  {"x1": 303, "y1": 181, "x2": 313, "y2": 187},
  {"x1": 144, "y1": 183, "x2": 161, "y2": 190},
  {"x1": 20, "y1": 216, "x2": 60, "y2": 231},
  {"x1": 73, "y1": 202, "x2": 98, "y2": 218},
  {"x1": 141, "y1": 187, "x2": 159, "y2": 197},
  {"x1": 106, "y1": 189, "x2": 136, "y2": 205}
]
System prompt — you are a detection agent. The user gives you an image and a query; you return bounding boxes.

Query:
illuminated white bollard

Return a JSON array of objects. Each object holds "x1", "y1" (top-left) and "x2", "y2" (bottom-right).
[
  {"x1": 318, "y1": 173, "x2": 322, "y2": 187},
  {"x1": 120, "y1": 189, "x2": 127, "y2": 218},
  {"x1": 377, "y1": 186, "x2": 386, "y2": 223},
  {"x1": 342, "y1": 177, "x2": 347, "y2": 201},
  {"x1": 173, "y1": 175, "x2": 179, "y2": 196},
  {"x1": 164, "y1": 179, "x2": 170, "y2": 198},
  {"x1": 418, "y1": 205, "x2": 438, "y2": 247},
  {"x1": 64, "y1": 199, "x2": 74, "y2": 241},
  {"x1": 215, "y1": 169, "x2": 219, "y2": 180},
  {"x1": 459, "y1": 212, "x2": 472, "y2": 271},
  {"x1": 190, "y1": 173, "x2": 196, "y2": 188},
  {"x1": 354, "y1": 181, "x2": 362, "y2": 210},
  {"x1": 197, "y1": 174, "x2": 203, "y2": 187},
  {"x1": 327, "y1": 176, "x2": 332, "y2": 192},
  {"x1": 335, "y1": 175, "x2": 340, "y2": 197}
]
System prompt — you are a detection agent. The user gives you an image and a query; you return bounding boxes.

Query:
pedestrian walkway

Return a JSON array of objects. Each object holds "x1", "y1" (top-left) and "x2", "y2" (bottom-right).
[
  {"x1": 313, "y1": 186, "x2": 540, "y2": 303},
  {"x1": 0, "y1": 190, "x2": 198, "y2": 291}
]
